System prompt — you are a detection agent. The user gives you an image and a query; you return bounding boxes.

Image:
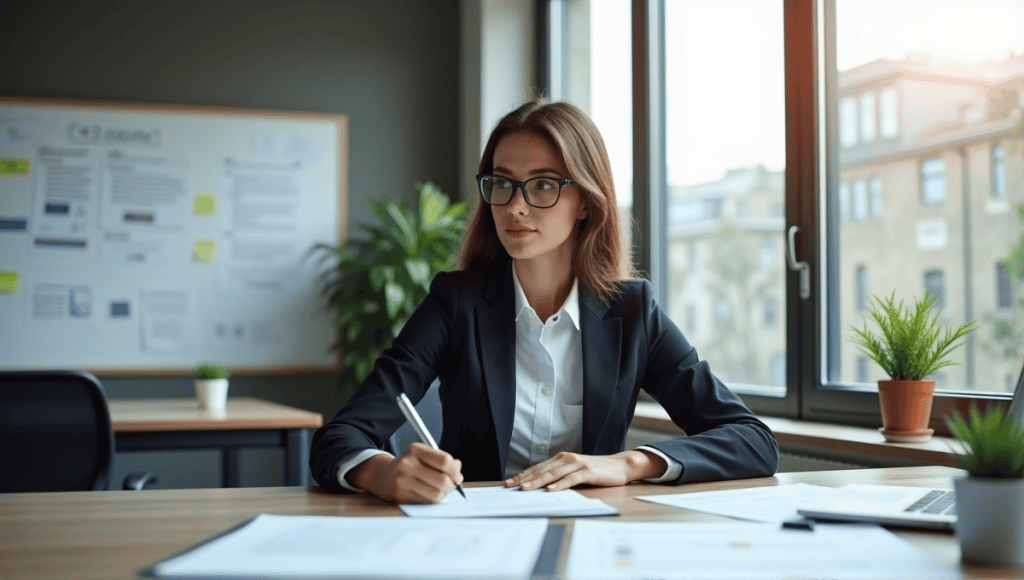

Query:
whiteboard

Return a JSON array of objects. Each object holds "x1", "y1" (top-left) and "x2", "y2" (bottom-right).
[{"x1": 0, "y1": 97, "x2": 345, "y2": 374}]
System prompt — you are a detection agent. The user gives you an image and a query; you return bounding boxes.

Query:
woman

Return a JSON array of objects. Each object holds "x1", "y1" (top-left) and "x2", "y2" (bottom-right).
[{"x1": 310, "y1": 99, "x2": 778, "y2": 504}]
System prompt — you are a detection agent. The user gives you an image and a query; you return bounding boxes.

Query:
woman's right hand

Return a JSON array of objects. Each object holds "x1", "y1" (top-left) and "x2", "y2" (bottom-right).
[{"x1": 345, "y1": 442, "x2": 464, "y2": 504}]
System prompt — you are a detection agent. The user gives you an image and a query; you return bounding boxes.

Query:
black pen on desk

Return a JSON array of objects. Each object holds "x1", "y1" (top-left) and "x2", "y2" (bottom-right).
[{"x1": 396, "y1": 392, "x2": 467, "y2": 500}]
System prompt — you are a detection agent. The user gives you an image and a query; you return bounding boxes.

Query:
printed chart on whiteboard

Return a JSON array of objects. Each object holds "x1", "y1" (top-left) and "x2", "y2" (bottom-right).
[{"x1": 0, "y1": 97, "x2": 346, "y2": 372}]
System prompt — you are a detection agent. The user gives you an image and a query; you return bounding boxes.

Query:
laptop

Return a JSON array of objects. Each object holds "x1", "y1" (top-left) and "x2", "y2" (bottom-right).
[{"x1": 796, "y1": 359, "x2": 1024, "y2": 531}]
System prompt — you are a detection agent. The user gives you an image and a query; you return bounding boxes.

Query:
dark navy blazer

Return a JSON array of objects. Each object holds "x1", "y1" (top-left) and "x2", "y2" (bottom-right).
[{"x1": 310, "y1": 257, "x2": 779, "y2": 494}]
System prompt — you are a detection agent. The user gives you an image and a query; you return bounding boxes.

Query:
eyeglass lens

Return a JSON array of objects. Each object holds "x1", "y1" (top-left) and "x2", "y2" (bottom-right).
[{"x1": 479, "y1": 176, "x2": 561, "y2": 208}]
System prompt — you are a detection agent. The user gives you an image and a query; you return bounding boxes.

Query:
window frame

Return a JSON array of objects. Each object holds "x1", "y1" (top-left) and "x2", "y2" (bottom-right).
[{"x1": 537, "y1": 0, "x2": 1012, "y2": 429}]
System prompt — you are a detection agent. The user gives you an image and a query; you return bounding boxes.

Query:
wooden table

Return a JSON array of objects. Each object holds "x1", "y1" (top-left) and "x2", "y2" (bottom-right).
[
  {"x1": 108, "y1": 397, "x2": 322, "y2": 487},
  {"x1": 1, "y1": 466, "x2": 1020, "y2": 579}
]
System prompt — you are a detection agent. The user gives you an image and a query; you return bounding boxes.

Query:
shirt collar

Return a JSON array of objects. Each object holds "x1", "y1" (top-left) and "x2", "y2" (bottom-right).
[{"x1": 511, "y1": 261, "x2": 581, "y2": 330}]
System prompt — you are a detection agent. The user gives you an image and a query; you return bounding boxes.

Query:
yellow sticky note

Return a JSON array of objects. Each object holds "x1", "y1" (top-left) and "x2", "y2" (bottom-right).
[
  {"x1": 0, "y1": 271, "x2": 19, "y2": 292},
  {"x1": 0, "y1": 158, "x2": 31, "y2": 176},
  {"x1": 194, "y1": 239, "x2": 216, "y2": 261},
  {"x1": 194, "y1": 194, "x2": 216, "y2": 214}
]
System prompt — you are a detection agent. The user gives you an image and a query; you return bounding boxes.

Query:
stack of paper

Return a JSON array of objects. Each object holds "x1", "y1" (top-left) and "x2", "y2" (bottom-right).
[
  {"x1": 636, "y1": 483, "x2": 835, "y2": 523},
  {"x1": 399, "y1": 485, "x2": 619, "y2": 518},
  {"x1": 149, "y1": 514, "x2": 548, "y2": 579}
]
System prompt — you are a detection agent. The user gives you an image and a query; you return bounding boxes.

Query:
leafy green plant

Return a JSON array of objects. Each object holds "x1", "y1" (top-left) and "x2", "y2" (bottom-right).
[
  {"x1": 315, "y1": 182, "x2": 467, "y2": 394},
  {"x1": 848, "y1": 291, "x2": 977, "y2": 380},
  {"x1": 946, "y1": 406, "x2": 1024, "y2": 479},
  {"x1": 193, "y1": 362, "x2": 230, "y2": 380}
]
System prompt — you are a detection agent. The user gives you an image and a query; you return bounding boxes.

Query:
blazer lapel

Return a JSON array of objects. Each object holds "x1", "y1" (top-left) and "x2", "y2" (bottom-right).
[
  {"x1": 476, "y1": 259, "x2": 516, "y2": 475},
  {"x1": 579, "y1": 285, "x2": 621, "y2": 455}
]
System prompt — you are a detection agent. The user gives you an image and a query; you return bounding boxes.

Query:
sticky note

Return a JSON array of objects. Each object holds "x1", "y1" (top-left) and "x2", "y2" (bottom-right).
[
  {"x1": 0, "y1": 158, "x2": 30, "y2": 176},
  {"x1": 0, "y1": 271, "x2": 19, "y2": 292},
  {"x1": 194, "y1": 239, "x2": 216, "y2": 261},
  {"x1": 194, "y1": 194, "x2": 216, "y2": 214}
]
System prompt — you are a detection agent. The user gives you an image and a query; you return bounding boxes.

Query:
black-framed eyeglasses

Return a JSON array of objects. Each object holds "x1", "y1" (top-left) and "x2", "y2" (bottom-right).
[{"x1": 476, "y1": 174, "x2": 573, "y2": 208}]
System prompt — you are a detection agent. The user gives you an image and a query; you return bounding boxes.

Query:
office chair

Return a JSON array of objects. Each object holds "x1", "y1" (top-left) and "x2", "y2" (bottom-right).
[
  {"x1": 386, "y1": 379, "x2": 442, "y2": 455},
  {"x1": 0, "y1": 370, "x2": 158, "y2": 493}
]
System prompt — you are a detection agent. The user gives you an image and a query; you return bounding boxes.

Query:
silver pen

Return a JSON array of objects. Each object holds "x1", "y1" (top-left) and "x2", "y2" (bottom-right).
[{"x1": 396, "y1": 392, "x2": 467, "y2": 500}]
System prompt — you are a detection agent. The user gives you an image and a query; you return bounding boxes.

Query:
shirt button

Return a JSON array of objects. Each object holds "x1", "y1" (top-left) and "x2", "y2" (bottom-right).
[
  {"x1": 541, "y1": 384, "x2": 551, "y2": 395},
  {"x1": 536, "y1": 444, "x2": 546, "y2": 453},
  {"x1": 553, "y1": 315, "x2": 559, "y2": 321}
]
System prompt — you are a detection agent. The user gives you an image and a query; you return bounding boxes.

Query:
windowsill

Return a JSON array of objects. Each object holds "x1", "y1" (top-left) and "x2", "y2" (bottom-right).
[{"x1": 631, "y1": 401, "x2": 962, "y2": 468}]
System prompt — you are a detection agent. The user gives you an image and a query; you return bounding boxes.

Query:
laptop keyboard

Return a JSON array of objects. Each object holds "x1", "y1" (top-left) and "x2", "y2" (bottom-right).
[{"x1": 904, "y1": 490, "x2": 956, "y2": 516}]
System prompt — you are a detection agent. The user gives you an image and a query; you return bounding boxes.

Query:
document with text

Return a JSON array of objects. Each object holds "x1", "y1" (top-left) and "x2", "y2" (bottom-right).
[
  {"x1": 566, "y1": 521, "x2": 959, "y2": 580},
  {"x1": 149, "y1": 514, "x2": 548, "y2": 580},
  {"x1": 399, "y1": 486, "x2": 619, "y2": 518}
]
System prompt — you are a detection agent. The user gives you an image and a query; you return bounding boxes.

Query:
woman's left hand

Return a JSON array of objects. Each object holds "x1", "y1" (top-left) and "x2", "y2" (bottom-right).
[{"x1": 505, "y1": 449, "x2": 668, "y2": 492}]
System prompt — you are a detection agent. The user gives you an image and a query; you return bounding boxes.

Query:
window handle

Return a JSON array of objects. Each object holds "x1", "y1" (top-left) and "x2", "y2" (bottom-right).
[{"x1": 787, "y1": 225, "x2": 810, "y2": 300}]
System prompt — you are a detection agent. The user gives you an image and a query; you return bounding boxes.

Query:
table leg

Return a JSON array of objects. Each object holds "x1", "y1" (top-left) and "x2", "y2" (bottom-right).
[
  {"x1": 223, "y1": 447, "x2": 242, "y2": 488},
  {"x1": 285, "y1": 428, "x2": 310, "y2": 486}
]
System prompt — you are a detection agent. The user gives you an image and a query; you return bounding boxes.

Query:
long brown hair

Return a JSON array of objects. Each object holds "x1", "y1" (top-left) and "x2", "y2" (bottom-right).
[{"x1": 457, "y1": 99, "x2": 635, "y2": 304}]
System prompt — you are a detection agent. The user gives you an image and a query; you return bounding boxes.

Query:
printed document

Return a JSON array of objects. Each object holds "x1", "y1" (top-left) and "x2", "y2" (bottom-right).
[
  {"x1": 399, "y1": 486, "x2": 619, "y2": 518},
  {"x1": 636, "y1": 483, "x2": 834, "y2": 523},
  {"x1": 150, "y1": 514, "x2": 548, "y2": 580},
  {"x1": 565, "y1": 521, "x2": 959, "y2": 580}
]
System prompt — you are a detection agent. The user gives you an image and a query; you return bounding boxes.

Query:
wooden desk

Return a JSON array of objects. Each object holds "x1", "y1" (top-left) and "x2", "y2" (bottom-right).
[
  {"x1": 108, "y1": 397, "x2": 322, "y2": 487},
  {"x1": 1, "y1": 466, "x2": 1019, "y2": 579}
]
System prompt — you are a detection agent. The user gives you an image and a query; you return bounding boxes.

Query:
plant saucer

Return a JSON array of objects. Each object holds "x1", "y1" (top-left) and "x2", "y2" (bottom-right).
[{"x1": 880, "y1": 427, "x2": 934, "y2": 443}]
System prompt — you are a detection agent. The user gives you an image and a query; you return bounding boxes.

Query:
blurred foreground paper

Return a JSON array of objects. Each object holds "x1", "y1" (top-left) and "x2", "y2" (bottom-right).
[
  {"x1": 149, "y1": 514, "x2": 548, "y2": 580},
  {"x1": 566, "y1": 521, "x2": 958, "y2": 580}
]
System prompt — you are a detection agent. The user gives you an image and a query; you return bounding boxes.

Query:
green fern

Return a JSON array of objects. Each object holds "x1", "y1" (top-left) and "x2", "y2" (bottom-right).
[
  {"x1": 946, "y1": 406, "x2": 1024, "y2": 479},
  {"x1": 848, "y1": 291, "x2": 977, "y2": 380}
]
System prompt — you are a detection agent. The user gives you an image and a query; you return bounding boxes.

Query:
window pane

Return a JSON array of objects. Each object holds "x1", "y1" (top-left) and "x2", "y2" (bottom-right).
[
  {"x1": 665, "y1": 1, "x2": 785, "y2": 392},
  {"x1": 831, "y1": 0, "x2": 1024, "y2": 394}
]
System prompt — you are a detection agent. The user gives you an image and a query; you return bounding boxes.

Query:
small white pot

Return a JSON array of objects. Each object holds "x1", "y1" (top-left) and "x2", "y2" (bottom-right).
[
  {"x1": 194, "y1": 378, "x2": 229, "y2": 412},
  {"x1": 954, "y1": 475, "x2": 1024, "y2": 565}
]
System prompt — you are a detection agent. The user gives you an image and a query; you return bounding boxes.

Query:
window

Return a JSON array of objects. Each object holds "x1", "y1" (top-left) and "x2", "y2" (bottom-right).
[
  {"x1": 924, "y1": 270, "x2": 945, "y2": 308},
  {"x1": 760, "y1": 237, "x2": 773, "y2": 267},
  {"x1": 992, "y1": 145, "x2": 1006, "y2": 198},
  {"x1": 869, "y1": 175, "x2": 882, "y2": 218},
  {"x1": 764, "y1": 297, "x2": 777, "y2": 328},
  {"x1": 714, "y1": 296, "x2": 731, "y2": 327},
  {"x1": 858, "y1": 92, "x2": 876, "y2": 143},
  {"x1": 840, "y1": 97, "x2": 858, "y2": 147},
  {"x1": 921, "y1": 158, "x2": 946, "y2": 204},
  {"x1": 852, "y1": 179, "x2": 867, "y2": 221},
  {"x1": 857, "y1": 356, "x2": 870, "y2": 384},
  {"x1": 685, "y1": 304, "x2": 696, "y2": 334},
  {"x1": 879, "y1": 87, "x2": 899, "y2": 138},
  {"x1": 839, "y1": 181, "x2": 850, "y2": 222},
  {"x1": 856, "y1": 265, "x2": 869, "y2": 312},
  {"x1": 998, "y1": 262, "x2": 1012, "y2": 310}
]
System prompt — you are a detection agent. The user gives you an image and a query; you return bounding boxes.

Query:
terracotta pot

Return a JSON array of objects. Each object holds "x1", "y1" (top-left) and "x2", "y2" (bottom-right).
[{"x1": 877, "y1": 379, "x2": 935, "y2": 442}]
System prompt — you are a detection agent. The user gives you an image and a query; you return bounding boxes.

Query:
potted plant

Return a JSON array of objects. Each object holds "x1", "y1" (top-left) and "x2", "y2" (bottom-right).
[
  {"x1": 314, "y1": 182, "x2": 467, "y2": 396},
  {"x1": 946, "y1": 406, "x2": 1024, "y2": 565},
  {"x1": 849, "y1": 291, "x2": 977, "y2": 442},
  {"x1": 193, "y1": 361, "x2": 230, "y2": 412}
]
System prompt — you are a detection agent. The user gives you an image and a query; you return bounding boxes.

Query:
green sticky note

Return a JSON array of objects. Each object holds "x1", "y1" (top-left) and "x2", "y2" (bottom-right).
[
  {"x1": 0, "y1": 158, "x2": 31, "y2": 176},
  {"x1": 0, "y1": 271, "x2": 19, "y2": 292},
  {"x1": 194, "y1": 239, "x2": 216, "y2": 261},
  {"x1": 194, "y1": 194, "x2": 216, "y2": 214}
]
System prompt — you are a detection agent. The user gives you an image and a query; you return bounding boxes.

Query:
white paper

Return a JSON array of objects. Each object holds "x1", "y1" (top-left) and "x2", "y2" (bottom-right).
[
  {"x1": 32, "y1": 144, "x2": 96, "y2": 253},
  {"x1": 140, "y1": 288, "x2": 190, "y2": 353},
  {"x1": 565, "y1": 521, "x2": 959, "y2": 580},
  {"x1": 400, "y1": 486, "x2": 619, "y2": 518},
  {"x1": 152, "y1": 514, "x2": 548, "y2": 580},
  {"x1": 637, "y1": 483, "x2": 835, "y2": 523},
  {"x1": 29, "y1": 283, "x2": 94, "y2": 322},
  {"x1": 101, "y1": 151, "x2": 189, "y2": 230}
]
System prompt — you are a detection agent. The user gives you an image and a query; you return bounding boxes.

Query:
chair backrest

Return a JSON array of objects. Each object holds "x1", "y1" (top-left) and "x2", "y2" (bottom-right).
[
  {"x1": 0, "y1": 371, "x2": 114, "y2": 492},
  {"x1": 387, "y1": 379, "x2": 442, "y2": 456}
]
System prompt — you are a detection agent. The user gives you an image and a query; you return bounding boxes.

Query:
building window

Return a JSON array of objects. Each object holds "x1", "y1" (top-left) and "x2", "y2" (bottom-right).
[
  {"x1": 689, "y1": 243, "x2": 697, "y2": 269},
  {"x1": 760, "y1": 237, "x2": 773, "y2": 267},
  {"x1": 869, "y1": 175, "x2": 882, "y2": 218},
  {"x1": 993, "y1": 145, "x2": 1006, "y2": 198},
  {"x1": 839, "y1": 181, "x2": 851, "y2": 222},
  {"x1": 772, "y1": 355, "x2": 786, "y2": 388},
  {"x1": 857, "y1": 356, "x2": 870, "y2": 383},
  {"x1": 921, "y1": 158, "x2": 946, "y2": 204},
  {"x1": 859, "y1": 92, "x2": 876, "y2": 143},
  {"x1": 714, "y1": 296, "x2": 730, "y2": 326},
  {"x1": 924, "y1": 270, "x2": 945, "y2": 308},
  {"x1": 852, "y1": 179, "x2": 868, "y2": 221},
  {"x1": 856, "y1": 265, "x2": 869, "y2": 312},
  {"x1": 998, "y1": 262, "x2": 1013, "y2": 310},
  {"x1": 879, "y1": 86, "x2": 899, "y2": 138},
  {"x1": 840, "y1": 97, "x2": 858, "y2": 147},
  {"x1": 685, "y1": 304, "x2": 696, "y2": 334},
  {"x1": 764, "y1": 297, "x2": 777, "y2": 328}
]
